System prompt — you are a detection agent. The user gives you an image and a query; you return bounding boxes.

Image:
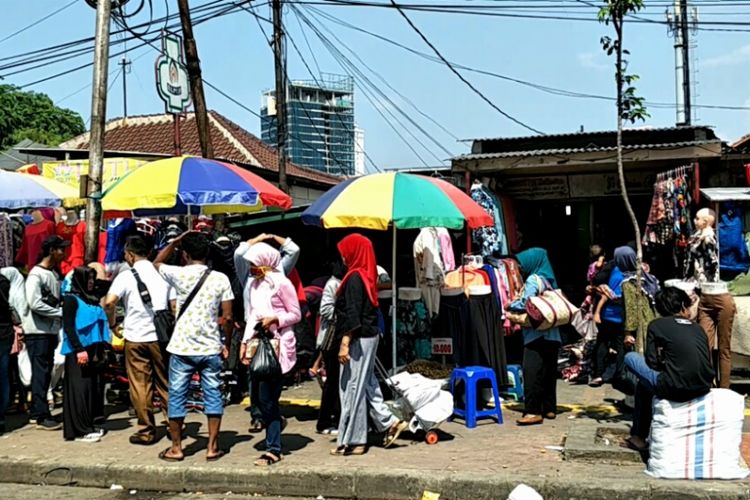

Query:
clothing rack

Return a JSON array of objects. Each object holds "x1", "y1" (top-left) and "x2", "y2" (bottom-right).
[{"x1": 656, "y1": 164, "x2": 693, "y2": 183}]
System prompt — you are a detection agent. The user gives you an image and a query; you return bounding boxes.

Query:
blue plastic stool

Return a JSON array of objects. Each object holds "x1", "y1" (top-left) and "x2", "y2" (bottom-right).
[
  {"x1": 449, "y1": 366, "x2": 504, "y2": 428},
  {"x1": 502, "y1": 364, "x2": 524, "y2": 402}
]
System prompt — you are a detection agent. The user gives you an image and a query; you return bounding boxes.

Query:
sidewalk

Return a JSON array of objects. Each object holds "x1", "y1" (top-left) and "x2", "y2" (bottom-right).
[{"x1": 0, "y1": 381, "x2": 748, "y2": 499}]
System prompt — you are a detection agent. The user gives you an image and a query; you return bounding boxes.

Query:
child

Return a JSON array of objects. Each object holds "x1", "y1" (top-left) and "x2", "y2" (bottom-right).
[{"x1": 586, "y1": 246, "x2": 610, "y2": 324}]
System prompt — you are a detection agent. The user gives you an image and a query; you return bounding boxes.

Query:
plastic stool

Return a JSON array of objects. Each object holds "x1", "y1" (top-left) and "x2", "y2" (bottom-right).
[
  {"x1": 502, "y1": 364, "x2": 524, "y2": 402},
  {"x1": 449, "y1": 366, "x2": 504, "y2": 428}
]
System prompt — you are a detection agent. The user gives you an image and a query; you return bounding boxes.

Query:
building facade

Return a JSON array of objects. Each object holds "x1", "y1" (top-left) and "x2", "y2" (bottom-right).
[{"x1": 261, "y1": 74, "x2": 356, "y2": 176}]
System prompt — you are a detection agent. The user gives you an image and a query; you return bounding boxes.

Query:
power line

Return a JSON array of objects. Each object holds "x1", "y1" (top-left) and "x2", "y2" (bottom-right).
[
  {"x1": 384, "y1": 0, "x2": 543, "y2": 134},
  {"x1": 0, "y1": 0, "x2": 78, "y2": 46}
]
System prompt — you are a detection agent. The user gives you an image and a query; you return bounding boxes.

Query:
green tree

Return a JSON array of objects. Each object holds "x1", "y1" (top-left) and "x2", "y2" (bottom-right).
[
  {"x1": 599, "y1": 0, "x2": 650, "y2": 353},
  {"x1": 0, "y1": 84, "x2": 85, "y2": 150}
]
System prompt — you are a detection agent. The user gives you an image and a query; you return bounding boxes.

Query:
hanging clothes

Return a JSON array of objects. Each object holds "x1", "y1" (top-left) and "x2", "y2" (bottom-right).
[
  {"x1": 436, "y1": 290, "x2": 468, "y2": 365},
  {"x1": 0, "y1": 214, "x2": 13, "y2": 268},
  {"x1": 395, "y1": 289, "x2": 431, "y2": 366},
  {"x1": 444, "y1": 266, "x2": 490, "y2": 294},
  {"x1": 413, "y1": 228, "x2": 444, "y2": 317},
  {"x1": 470, "y1": 182, "x2": 508, "y2": 258},
  {"x1": 15, "y1": 218, "x2": 55, "y2": 269},
  {"x1": 718, "y1": 203, "x2": 750, "y2": 274},
  {"x1": 436, "y1": 227, "x2": 456, "y2": 272},
  {"x1": 57, "y1": 221, "x2": 86, "y2": 276},
  {"x1": 464, "y1": 290, "x2": 508, "y2": 386},
  {"x1": 104, "y1": 218, "x2": 137, "y2": 264},
  {"x1": 643, "y1": 166, "x2": 693, "y2": 248}
]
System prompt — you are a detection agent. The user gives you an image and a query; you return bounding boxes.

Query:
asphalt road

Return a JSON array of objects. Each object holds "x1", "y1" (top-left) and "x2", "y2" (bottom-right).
[{"x1": 0, "y1": 483, "x2": 319, "y2": 500}]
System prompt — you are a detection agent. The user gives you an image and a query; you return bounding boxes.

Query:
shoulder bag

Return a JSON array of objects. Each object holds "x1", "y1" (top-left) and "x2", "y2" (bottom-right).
[
  {"x1": 526, "y1": 277, "x2": 579, "y2": 331},
  {"x1": 132, "y1": 268, "x2": 176, "y2": 344}
]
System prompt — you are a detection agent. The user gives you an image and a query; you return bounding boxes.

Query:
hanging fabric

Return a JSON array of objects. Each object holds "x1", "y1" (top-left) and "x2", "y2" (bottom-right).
[
  {"x1": 643, "y1": 165, "x2": 694, "y2": 250},
  {"x1": 413, "y1": 227, "x2": 445, "y2": 317},
  {"x1": 0, "y1": 214, "x2": 13, "y2": 268},
  {"x1": 470, "y1": 181, "x2": 508, "y2": 258}
]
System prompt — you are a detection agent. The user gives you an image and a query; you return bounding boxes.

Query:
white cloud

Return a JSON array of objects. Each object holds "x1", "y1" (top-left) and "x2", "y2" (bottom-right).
[
  {"x1": 577, "y1": 52, "x2": 608, "y2": 71},
  {"x1": 703, "y1": 45, "x2": 750, "y2": 68}
]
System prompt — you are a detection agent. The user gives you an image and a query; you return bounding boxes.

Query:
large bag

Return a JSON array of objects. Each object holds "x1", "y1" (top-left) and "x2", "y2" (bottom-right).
[
  {"x1": 526, "y1": 278, "x2": 579, "y2": 330},
  {"x1": 17, "y1": 344, "x2": 31, "y2": 387},
  {"x1": 248, "y1": 331, "x2": 282, "y2": 381},
  {"x1": 571, "y1": 308, "x2": 597, "y2": 341},
  {"x1": 647, "y1": 389, "x2": 749, "y2": 479}
]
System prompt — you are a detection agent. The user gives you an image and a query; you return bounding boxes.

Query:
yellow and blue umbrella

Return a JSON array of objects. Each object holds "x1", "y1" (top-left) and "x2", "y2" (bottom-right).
[
  {"x1": 0, "y1": 170, "x2": 81, "y2": 209},
  {"x1": 302, "y1": 172, "x2": 493, "y2": 370},
  {"x1": 301, "y1": 172, "x2": 492, "y2": 230},
  {"x1": 101, "y1": 156, "x2": 292, "y2": 216}
]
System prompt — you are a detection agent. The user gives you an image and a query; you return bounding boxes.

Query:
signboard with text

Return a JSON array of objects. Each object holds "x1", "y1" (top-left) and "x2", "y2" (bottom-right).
[
  {"x1": 155, "y1": 32, "x2": 191, "y2": 114},
  {"x1": 431, "y1": 337, "x2": 453, "y2": 356}
]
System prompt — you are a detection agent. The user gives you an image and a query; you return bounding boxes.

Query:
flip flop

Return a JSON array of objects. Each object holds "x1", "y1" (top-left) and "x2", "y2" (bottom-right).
[
  {"x1": 206, "y1": 450, "x2": 226, "y2": 462},
  {"x1": 330, "y1": 446, "x2": 347, "y2": 456},
  {"x1": 254, "y1": 452, "x2": 281, "y2": 466},
  {"x1": 624, "y1": 436, "x2": 649, "y2": 453},
  {"x1": 346, "y1": 445, "x2": 367, "y2": 456},
  {"x1": 248, "y1": 421, "x2": 264, "y2": 433},
  {"x1": 384, "y1": 421, "x2": 409, "y2": 449},
  {"x1": 158, "y1": 448, "x2": 184, "y2": 462}
]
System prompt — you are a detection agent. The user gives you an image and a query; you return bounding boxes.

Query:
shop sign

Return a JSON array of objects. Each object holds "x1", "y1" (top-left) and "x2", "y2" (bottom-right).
[
  {"x1": 42, "y1": 158, "x2": 145, "y2": 191},
  {"x1": 570, "y1": 171, "x2": 655, "y2": 198},
  {"x1": 431, "y1": 337, "x2": 453, "y2": 356},
  {"x1": 155, "y1": 32, "x2": 191, "y2": 114},
  {"x1": 502, "y1": 176, "x2": 569, "y2": 200}
]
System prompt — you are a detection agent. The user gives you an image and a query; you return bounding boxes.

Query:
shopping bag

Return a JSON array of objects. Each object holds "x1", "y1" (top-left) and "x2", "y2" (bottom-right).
[
  {"x1": 248, "y1": 333, "x2": 282, "y2": 381},
  {"x1": 571, "y1": 309, "x2": 598, "y2": 341},
  {"x1": 18, "y1": 345, "x2": 31, "y2": 387},
  {"x1": 526, "y1": 279, "x2": 579, "y2": 330}
]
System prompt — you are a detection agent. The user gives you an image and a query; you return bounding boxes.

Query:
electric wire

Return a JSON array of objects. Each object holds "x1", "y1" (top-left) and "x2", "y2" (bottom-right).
[{"x1": 0, "y1": 0, "x2": 78, "y2": 46}]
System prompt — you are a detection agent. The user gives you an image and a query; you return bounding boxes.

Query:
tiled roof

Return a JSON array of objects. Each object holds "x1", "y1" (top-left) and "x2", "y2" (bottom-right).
[{"x1": 59, "y1": 111, "x2": 341, "y2": 186}]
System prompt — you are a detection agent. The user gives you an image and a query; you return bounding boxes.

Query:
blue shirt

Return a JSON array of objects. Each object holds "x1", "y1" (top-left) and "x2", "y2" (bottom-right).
[{"x1": 601, "y1": 266, "x2": 625, "y2": 324}]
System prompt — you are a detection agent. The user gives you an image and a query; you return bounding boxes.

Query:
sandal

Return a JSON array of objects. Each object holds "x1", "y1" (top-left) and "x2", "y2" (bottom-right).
[
  {"x1": 347, "y1": 445, "x2": 367, "y2": 456},
  {"x1": 624, "y1": 436, "x2": 649, "y2": 453},
  {"x1": 384, "y1": 420, "x2": 408, "y2": 449},
  {"x1": 254, "y1": 452, "x2": 281, "y2": 466},
  {"x1": 330, "y1": 446, "x2": 347, "y2": 456},
  {"x1": 206, "y1": 450, "x2": 226, "y2": 462},
  {"x1": 248, "y1": 420, "x2": 264, "y2": 433},
  {"x1": 158, "y1": 448, "x2": 184, "y2": 462}
]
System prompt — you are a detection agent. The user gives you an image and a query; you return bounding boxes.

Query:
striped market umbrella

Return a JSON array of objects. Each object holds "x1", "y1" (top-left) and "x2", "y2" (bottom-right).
[
  {"x1": 301, "y1": 172, "x2": 493, "y2": 370},
  {"x1": 101, "y1": 156, "x2": 292, "y2": 216},
  {"x1": 0, "y1": 170, "x2": 81, "y2": 209},
  {"x1": 301, "y1": 171, "x2": 492, "y2": 230}
]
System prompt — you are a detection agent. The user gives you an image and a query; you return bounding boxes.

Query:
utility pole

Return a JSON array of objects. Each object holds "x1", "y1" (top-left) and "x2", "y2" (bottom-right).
[
  {"x1": 176, "y1": 0, "x2": 213, "y2": 158},
  {"x1": 272, "y1": 0, "x2": 289, "y2": 193},
  {"x1": 668, "y1": 0, "x2": 695, "y2": 126},
  {"x1": 119, "y1": 56, "x2": 131, "y2": 117},
  {"x1": 85, "y1": 0, "x2": 112, "y2": 263}
]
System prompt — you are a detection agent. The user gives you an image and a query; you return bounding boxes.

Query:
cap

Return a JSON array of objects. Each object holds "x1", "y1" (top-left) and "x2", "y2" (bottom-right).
[{"x1": 42, "y1": 235, "x2": 72, "y2": 252}]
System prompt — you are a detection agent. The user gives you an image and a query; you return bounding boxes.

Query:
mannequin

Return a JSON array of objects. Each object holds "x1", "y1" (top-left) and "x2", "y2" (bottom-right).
[
  {"x1": 15, "y1": 209, "x2": 56, "y2": 269},
  {"x1": 685, "y1": 208, "x2": 735, "y2": 388},
  {"x1": 56, "y1": 209, "x2": 85, "y2": 275}
]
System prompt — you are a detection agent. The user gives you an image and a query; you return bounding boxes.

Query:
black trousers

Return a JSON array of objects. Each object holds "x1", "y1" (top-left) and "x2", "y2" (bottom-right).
[
  {"x1": 62, "y1": 348, "x2": 101, "y2": 440},
  {"x1": 593, "y1": 320, "x2": 624, "y2": 380},
  {"x1": 522, "y1": 338, "x2": 559, "y2": 416},
  {"x1": 317, "y1": 347, "x2": 341, "y2": 432},
  {"x1": 25, "y1": 334, "x2": 57, "y2": 421}
]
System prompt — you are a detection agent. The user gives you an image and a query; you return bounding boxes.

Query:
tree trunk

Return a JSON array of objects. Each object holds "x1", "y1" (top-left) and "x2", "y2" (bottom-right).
[{"x1": 615, "y1": 16, "x2": 646, "y2": 354}]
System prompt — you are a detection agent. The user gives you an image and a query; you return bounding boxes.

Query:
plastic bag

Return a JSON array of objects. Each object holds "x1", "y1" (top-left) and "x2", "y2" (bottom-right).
[
  {"x1": 249, "y1": 334, "x2": 282, "y2": 381},
  {"x1": 18, "y1": 345, "x2": 31, "y2": 387}
]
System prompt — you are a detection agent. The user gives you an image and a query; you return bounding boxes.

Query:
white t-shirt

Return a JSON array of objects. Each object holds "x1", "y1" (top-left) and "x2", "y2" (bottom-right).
[
  {"x1": 108, "y1": 260, "x2": 170, "y2": 343},
  {"x1": 159, "y1": 264, "x2": 234, "y2": 356}
]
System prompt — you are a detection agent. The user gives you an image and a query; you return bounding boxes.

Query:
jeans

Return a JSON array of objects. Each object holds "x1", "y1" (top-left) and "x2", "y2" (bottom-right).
[
  {"x1": 168, "y1": 354, "x2": 224, "y2": 419},
  {"x1": 0, "y1": 335, "x2": 12, "y2": 423},
  {"x1": 257, "y1": 377, "x2": 283, "y2": 455},
  {"x1": 25, "y1": 334, "x2": 58, "y2": 420},
  {"x1": 246, "y1": 373, "x2": 263, "y2": 425},
  {"x1": 624, "y1": 352, "x2": 660, "y2": 439}
]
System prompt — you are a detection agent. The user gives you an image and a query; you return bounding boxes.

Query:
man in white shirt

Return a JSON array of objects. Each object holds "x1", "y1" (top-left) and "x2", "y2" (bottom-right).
[
  {"x1": 104, "y1": 235, "x2": 170, "y2": 446},
  {"x1": 154, "y1": 231, "x2": 234, "y2": 462}
]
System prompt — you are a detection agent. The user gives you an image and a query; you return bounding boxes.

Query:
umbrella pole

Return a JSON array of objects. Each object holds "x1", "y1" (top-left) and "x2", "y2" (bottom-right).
[{"x1": 391, "y1": 224, "x2": 397, "y2": 374}]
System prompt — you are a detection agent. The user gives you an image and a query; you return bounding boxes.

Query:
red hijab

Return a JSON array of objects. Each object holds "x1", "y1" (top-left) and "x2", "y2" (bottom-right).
[{"x1": 337, "y1": 233, "x2": 379, "y2": 307}]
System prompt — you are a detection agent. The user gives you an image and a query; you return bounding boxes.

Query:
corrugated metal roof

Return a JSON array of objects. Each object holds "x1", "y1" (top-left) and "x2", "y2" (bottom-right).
[
  {"x1": 701, "y1": 188, "x2": 750, "y2": 202},
  {"x1": 464, "y1": 125, "x2": 716, "y2": 143},
  {"x1": 453, "y1": 140, "x2": 720, "y2": 161}
]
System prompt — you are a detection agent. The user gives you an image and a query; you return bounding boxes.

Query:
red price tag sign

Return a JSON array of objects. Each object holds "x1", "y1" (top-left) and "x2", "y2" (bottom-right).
[{"x1": 431, "y1": 337, "x2": 453, "y2": 355}]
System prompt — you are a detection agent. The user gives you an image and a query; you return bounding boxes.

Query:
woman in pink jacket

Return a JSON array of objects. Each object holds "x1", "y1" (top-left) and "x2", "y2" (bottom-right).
[{"x1": 240, "y1": 243, "x2": 301, "y2": 466}]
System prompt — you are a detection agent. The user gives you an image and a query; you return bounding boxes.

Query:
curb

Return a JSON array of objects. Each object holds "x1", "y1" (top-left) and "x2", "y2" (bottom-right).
[{"x1": 0, "y1": 456, "x2": 748, "y2": 499}]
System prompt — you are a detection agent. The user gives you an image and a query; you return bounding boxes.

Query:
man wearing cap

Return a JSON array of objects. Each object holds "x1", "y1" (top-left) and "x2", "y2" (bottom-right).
[{"x1": 24, "y1": 235, "x2": 69, "y2": 430}]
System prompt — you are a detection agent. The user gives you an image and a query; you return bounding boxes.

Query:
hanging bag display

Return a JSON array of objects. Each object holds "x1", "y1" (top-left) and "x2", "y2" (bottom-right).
[{"x1": 525, "y1": 277, "x2": 579, "y2": 331}]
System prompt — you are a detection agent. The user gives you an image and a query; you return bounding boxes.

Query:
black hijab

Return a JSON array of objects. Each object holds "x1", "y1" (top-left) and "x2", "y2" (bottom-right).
[{"x1": 70, "y1": 266, "x2": 100, "y2": 305}]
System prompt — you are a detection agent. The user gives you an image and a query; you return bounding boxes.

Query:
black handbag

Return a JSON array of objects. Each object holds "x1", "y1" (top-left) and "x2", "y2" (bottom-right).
[
  {"x1": 249, "y1": 328, "x2": 282, "y2": 381},
  {"x1": 132, "y1": 269, "x2": 176, "y2": 344}
]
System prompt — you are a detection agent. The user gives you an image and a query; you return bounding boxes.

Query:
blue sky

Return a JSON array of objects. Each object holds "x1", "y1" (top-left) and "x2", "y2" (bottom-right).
[{"x1": 2, "y1": 0, "x2": 749, "y2": 170}]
